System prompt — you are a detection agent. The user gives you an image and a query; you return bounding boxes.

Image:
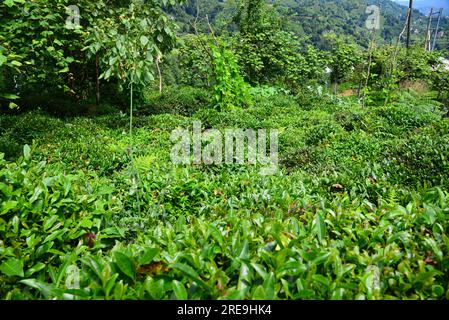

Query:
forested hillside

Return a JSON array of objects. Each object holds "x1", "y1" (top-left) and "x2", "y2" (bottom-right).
[{"x1": 172, "y1": 0, "x2": 449, "y2": 49}]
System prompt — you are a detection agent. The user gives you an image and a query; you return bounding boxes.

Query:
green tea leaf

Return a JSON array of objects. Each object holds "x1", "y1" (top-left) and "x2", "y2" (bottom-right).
[
  {"x1": 43, "y1": 229, "x2": 67, "y2": 244},
  {"x1": 25, "y1": 262, "x2": 46, "y2": 277},
  {"x1": 140, "y1": 35, "x2": 149, "y2": 46},
  {"x1": 263, "y1": 272, "x2": 276, "y2": 299},
  {"x1": 20, "y1": 279, "x2": 64, "y2": 298},
  {"x1": 172, "y1": 280, "x2": 188, "y2": 300},
  {"x1": 1, "y1": 200, "x2": 17, "y2": 215},
  {"x1": 114, "y1": 251, "x2": 135, "y2": 279},
  {"x1": 23, "y1": 144, "x2": 31, "y2": 160},
  {"x1": 138, "y1": 247, "x2": 159, "y2": 266},
  {"x1": 0, "y1": 258, "x2": 24, "y2": 277},
  {"x1": 315, "y1": 212, "x2": 326, "y2": 243},
  {"x1": 171, "y1": 263, "x2": 209, "y2": 290}
]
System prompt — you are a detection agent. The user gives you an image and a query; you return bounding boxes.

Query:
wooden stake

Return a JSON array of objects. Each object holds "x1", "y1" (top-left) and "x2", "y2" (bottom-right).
[
  {"x1": 431, "y1": 8, "x2": 443, "y2": 51},
  {"x1": 156, "y1": 54, "x2": 162, "y2": 94},
  {"x1": 95, "y1": 54, "x2": 100, "y2": 106},
  {"x1": 406, "y1": 0, "x2": 413, "y2": 49},
  {"x1": 424, "y1": 8, "x2": 434, "y2": 51}
]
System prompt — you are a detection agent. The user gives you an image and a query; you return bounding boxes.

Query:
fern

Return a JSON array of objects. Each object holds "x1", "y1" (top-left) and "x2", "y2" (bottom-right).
[
  {"x1": 134, "y1": 155, "x2": 157, "y2": 173},
  {"x1": 387, "y1": 188, "x2": 398, "y2": 207}
]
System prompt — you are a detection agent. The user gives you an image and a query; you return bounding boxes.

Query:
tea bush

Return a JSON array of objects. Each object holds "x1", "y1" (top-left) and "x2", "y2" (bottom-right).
[
  {"x1": 1, "y1": 89, "x2": 449, "y2": 300},
  {"x1": 141, "y1": 86, "x2": 212, "y2": 116}
]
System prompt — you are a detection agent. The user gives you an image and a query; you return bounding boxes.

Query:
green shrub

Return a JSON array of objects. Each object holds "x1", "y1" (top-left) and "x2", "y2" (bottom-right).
[
  {"x1": 0, "y1": 147, "x2": 121, "y2": 298},
  {"x1": 385, "y1": 129, "x2": 449, "y2": 188},
  {"x1": 294, "y1": 86, "x2": 334, "y2": 111},
  {"x1": 304, "y1": 121, "x2": 345, "y2": 146},
  {"x1": 0, "y1": 113, "x2": 63, "y2": 159},
  {"x1": 141, "y1": 86, "x2": 212, "y2": 116},
  {"x1": 1, "y1": 83, "x2": 449, "y2": 300},
  {"x1": 375, "y1": 102, "x2": 442, "y2": 133}
]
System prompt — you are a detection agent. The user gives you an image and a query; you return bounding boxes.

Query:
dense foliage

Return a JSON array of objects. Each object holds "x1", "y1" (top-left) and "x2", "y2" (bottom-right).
[
  {"x1": 1, "y1": 89, "x2": 449, "y2": 299},
  {"x1": 173, "y1": 0, "x2": 449, "y2": 49},
  {"x1": 1, "y1": 0, "x2": 449, "y2": 301},
  {"x1": 0, "y1": 0, "x2": 180, "y2": 109}
]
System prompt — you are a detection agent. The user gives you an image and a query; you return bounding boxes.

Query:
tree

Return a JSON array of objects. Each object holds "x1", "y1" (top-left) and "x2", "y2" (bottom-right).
[
  {"x1": 323, "y1": 33, "x2": 363, "y2": 94},
  {"x1": 0, "y1": 0, "x2": 180, "y2": 109},
  {"x1": 209, "y1": 42, "x2": 251, "y2": 110},
  {"x1": 0, "y1": 29, "x2": 22, "y2": 109},
  {"x1": 0, "y1": 0, "x2": 87, "y2": 106},
  {"x1": 233, "y1": 0, "x2": 308, "y2": 87},
  {"x1": 85, "y1": 1, "x2": 177, "y2": 88}
]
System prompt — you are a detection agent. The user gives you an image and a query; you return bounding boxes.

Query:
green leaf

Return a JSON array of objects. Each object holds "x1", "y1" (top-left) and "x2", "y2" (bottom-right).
[
  {"x1": 145, "y1": 278, "x2": 165, "y2": 299},
  {"x1": 423, "y1": 204, "x2": 437, "y2": 225},
  {"x1": 43, "y1": 215, "x2": 59, "y2": 231},
  {"x1": 138, "y1": 247, "x2": 159, "y2": 266},
  {"x1": 0, "y1": 258, "x2": 24, "y2": 277},
  {"x1": 81, "y1": 256, "x2": 103, "y2": 280},
  {"x1": 23, "y1": 144, "x2": 31, "y2": 160},
  {"x1": 43, "y1": 229, "x2": 67, "y2": 244},
  {"x1": 4, "y1": 0, "x2": 14, "y2": 8},
  {"x1": 312, "y1": 274, "x2": 330, "y2": 287},
  {"x1": 432, "y1": 285, "x2": 444, "y2": 298},
  {"x1": 252, "y1": 285, "x2": 266, "y2": 300},
  {"x1": 8, "y1": 102, "x2": 19, "y2": 110},
  {"x1": 171, "y1": 263, "x2": 209, "y2": 290},
  {"x1": 55, "y1": 259, "x2": 73, "y2": 287},
  {"x1": 172, "y1": 262, "x2": 199, "y2": 280},
  {"x1": 114, "y1": 280, "x2": 125, "y2": 299},
  {"x1": 263, "y1": 272, "x2": 276, "y2": 299},
  {"x1": 104, "y1": 274, "x2": 119, "y2": 297},
  {"x1": 238, "y1": 240, "x2": 250, "y2": 260},
  {"x1": 172, "y1": 280, "x2": 188, "y2": 300},
  {"x1": 1, "y1": 93, "x2": 19, "y2": 100},
  {"x1": 20, "y1": 279, "x2": 63, "y2": 298},
  {"x1": 251, "y1": 263, "x2": 267, "y2": 279},
  {"x1": 114, "y1": 251, "x2": 135, "y2": 279},
  {"x1": 0, "y1": 54, "x2": 7, "y2": 66},
  {"x1": 315, "y1": 212, "x2": 326, "y2": 243},
  {"x1": 35, "y1": 242, "x2": 53, "y2": 258},
  {"x1": 424, "y1": 238, "x2": 443, "y2": 262},
  {"x1": 140, "y1": 35, "x2": 149, "y2": 46},
  {"x1": 311, "y1": 252, "x2": 332, "y2": 265},
  {"x1": 1, "y1": 200, "x2": 17, "y2": 215},
  {"x1": 58, "y1": 66, "x2": 69, "y2": 73},
  {"x1": 12, "y1": 215, "x2": 19, "y2": 233},
  {"x1": 237, "y1": 263, "x2": 253, "y2": 292},
  {"x1": 25, "y1": 262, "x2": 46, "y2": 277}
]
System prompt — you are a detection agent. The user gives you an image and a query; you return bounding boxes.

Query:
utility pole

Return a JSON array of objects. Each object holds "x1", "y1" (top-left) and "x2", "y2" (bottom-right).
[
  {"x1": 425, "y1": 8, "x2": 434, "y2": 51},
  {"x1": 431, "y1": 8, "x2": 443, "y2": 51},
  {"x1": 406, "y1": 0, "x2": 413, "y2": 48}
]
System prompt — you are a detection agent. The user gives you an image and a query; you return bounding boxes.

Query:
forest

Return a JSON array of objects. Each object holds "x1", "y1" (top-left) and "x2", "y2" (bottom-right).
[{"x1": 0, "y1": 0, "x2": 449, "y2": 300}]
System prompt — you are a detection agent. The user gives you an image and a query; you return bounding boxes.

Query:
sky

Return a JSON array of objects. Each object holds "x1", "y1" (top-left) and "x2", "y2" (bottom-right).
[{"x1": 393, "y1": 0, "x2": 449, "y2": 16}]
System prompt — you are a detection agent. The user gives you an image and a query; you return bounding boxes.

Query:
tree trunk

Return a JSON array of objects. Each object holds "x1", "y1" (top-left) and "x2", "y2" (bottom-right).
[
  {"x1": 95, "y1": 54, "x2": 100, "y2": 106},
  {"x1": 156, "y1": 54, "x2": 163, "y2": 94}
]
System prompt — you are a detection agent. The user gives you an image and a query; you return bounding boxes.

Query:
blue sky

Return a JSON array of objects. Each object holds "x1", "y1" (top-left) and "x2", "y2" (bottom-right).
[
  {"x1": 392, "y1": 0, "x2": 449, "y2": 16},
  {"x1": 392, "y1": 0, "x2": 449, "y2": 8}
]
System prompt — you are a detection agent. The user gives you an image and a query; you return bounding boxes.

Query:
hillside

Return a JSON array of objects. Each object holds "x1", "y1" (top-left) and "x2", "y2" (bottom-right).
[{"x1": 172, "y1": 0, "x2": 449, "y2": 49}]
